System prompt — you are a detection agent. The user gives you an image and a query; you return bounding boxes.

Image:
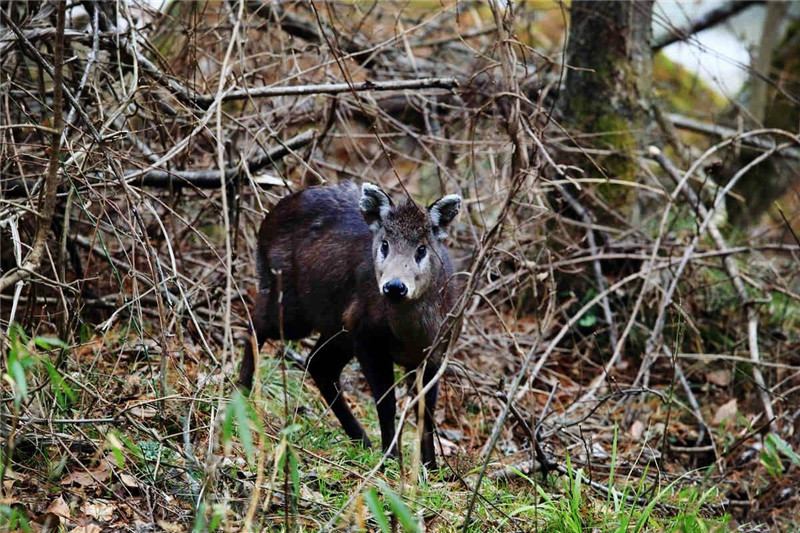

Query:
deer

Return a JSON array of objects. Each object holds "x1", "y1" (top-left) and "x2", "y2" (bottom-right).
[{"x1": 238, "y1": 181, "x2": 461, "y2": 469}]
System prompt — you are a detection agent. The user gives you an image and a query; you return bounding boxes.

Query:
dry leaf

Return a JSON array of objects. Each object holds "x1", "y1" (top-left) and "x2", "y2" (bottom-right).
[
  {"x1": 629, "y1": 420, "x2": 645, "y2": 441},
  {"x1": 591, "y1": 442, "x2": 609, "y2": 459},
  {"x1": 61, "y1": 471, "x2": 96, "y2": 487},
  {"x1": 69, "y1": 525, "x2": 102, "y2": 533},
  {"x1": 74, "y1": 338, "x2": 104, "y2": 360},
  {"x1": 157, "y1": 520, "x2": 186, "y2": 532},
  {"x1": 3, "y1": 468, "x2": 23, "y2": 480},
  {"x1": 119, "y1": 473, "x2": 139, "y2": 488},
  {"x1": 299, "y1": 484, "x2": 324, "y2": 505},
  {"x1": 712, "y1": 398, "x2": 738, "y2": 426},
  {"x1": 60, "y1": 461, "x2": 111, "y2": 487},
  {"x1": 46, "y1": 497, "x2": 70, "y2": 519},
  {"x1": 706, "y1": 370, "x2": 731, "y2": 387},
  {"x1": 81, "y1": 500, "x2": 115, "y2": 521},
  {"x1": 31, "y1": 512, "x2": 60, "y2": 533},
  {"x1": 128, "y1": 405, "x2": 158, "y2": 418},
  {"x1": 434, "y1": 435, "x2": 459, "y2": 456}
]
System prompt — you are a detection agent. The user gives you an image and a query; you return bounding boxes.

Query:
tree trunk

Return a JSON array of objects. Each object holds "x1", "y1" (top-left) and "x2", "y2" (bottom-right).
[
  {"x1": 726, "y1": 11, "x2": 798, "y2": 227},
  {"x1": 749, "y1": 2, "x2": 788, "y2": 124},
  {"x1": 562, "y1": 0, "x2": 655, "y2": 213}
]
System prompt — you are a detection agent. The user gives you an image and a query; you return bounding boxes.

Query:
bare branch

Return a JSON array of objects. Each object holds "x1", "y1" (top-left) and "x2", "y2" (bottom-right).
[
  {"x1": 667, "y1": 113, "x2": 800, "y2": 160},
  {"x1": 649, "y1": 146, "x2": 776, "y2": 432},
  {"x1": 190, "y1": 77, "x2": 459, "y2": 108},
  {"x1": 124, "y1": 129, "x2": 317, "y2": 189},
  {"x1": 0, "y1": 0, "x2": 65, "y2": 292},
  {"x1": 653, "y1": 1, "x2": 763, "y2": 51}
]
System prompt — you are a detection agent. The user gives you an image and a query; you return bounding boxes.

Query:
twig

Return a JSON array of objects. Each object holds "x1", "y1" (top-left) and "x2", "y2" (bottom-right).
[
  {"x1": 242, "y1": 0, "x2": 438, "y2": 74},
  {"x1": 667, "y1": 113, "x2": 800, "y2": 161},
  {"x1": 669, "y1": 348, "x2": 718, "y2": 465},
  {"x1": 0, "y1": 8, "x2": 102, "y2": 143},
  {"x1": 190, "y1": 78, "x2": 459, "y2": 107},
  {"x1": 652, "y1": 1, "x2": 763, "y2": 51},
  {"x1": 497, "y1": 392, "x2": 555, "y2": 478},
  {"x1": 678, "y1": 352, "x2": 800, "y2": 370},
  {"x1": 0, "y1": 0, "x2": 65, "y2": 292},
  {"x1": 63, "y1": 0, "x2": 99, "y2": 135},
  {"x1": 123, "y1": 129, "x2": 316, "y2": 188},
  {"x1": 556, "y1": 185, "x2": 619, "y2": 352},
  {"x1": 648, "y1": 146, "x2": 777, "y2": 432},
  {"x1": 201, "y1": 0, "x2": 244, "y2": 521},
  {"x1": 413, "y1": 26, "x2": 498, "y2": 48},
  {"x1": 775, "y1": 203, "x2": 800, "y2": 250},
  {"x1": 462, "y1": 3, "x2": 539, "y2": 528},
  {"x1": 637, "y1": 129, "x2": 799, "y2": 372}
]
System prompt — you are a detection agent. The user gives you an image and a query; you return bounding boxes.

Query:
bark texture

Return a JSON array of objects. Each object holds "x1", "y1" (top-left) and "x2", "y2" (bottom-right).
[{"x1": 562, "y1": 0, "x2": 655, "y2": 207}]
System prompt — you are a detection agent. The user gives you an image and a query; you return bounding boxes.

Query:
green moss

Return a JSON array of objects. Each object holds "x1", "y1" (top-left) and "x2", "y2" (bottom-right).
[
  {"x1": 594, "y1": 114, "x2": 636, "y2": 151},
  {"x1": 563, "y1": 55, "x2": 643, "y2": 212},
  {"x1": 653, "y1": 53, "x2": 726, "y2": 114},
  {"x1": 584, "y1": 113, "x2": 638, "y2": 209}
]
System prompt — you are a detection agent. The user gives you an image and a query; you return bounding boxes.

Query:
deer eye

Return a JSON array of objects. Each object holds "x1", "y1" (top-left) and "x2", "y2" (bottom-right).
[
  {"x1": 380, "y1": 240, "x2": 389, "y2": 257},
  {"x1": 415, "y1": 245, "x2": 427, "y2": 263}
]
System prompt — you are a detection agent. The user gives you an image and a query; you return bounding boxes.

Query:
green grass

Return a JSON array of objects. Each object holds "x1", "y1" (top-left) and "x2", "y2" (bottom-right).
[
  {"x1": 235, "y1": 355, "x2": 729, "y2": 532},
  {"x1": 0, "y1": 330, "x2": 731, "y2": 532},
  {"x1": 486, "y1": 458, "x2": 728, "y2": 533}
]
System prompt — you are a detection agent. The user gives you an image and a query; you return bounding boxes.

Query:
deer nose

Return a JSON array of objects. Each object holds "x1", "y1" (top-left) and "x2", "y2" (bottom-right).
[{"x1": 382, "y1": 278, "x2": 408, "y2": 300}]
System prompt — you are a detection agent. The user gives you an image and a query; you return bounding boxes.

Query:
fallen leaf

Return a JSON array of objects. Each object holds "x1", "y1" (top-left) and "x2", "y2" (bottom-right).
[
  {"x1": 3, "y1": 468, "x2": 23, "y2": 480},
  {"x1": 45, "y1": 497, "x2": 70, "y2": 519},
  {"x1": 712, "y1": 398, "x2": 738, "y2": 426},
  {"x1": 31, "y1": 512, "x2": 60, "y2": 533},
  {"x1": 60, "y1": 461, "x2": 111, "y2": 487},
  {"x1": 629, "y1": 420, "x2": 645, "y2": 441},
  {"x1": 157, "y1": 519, "x2": 186, "y2": 532},
  {"x1": 74, "y1": 338, "x2": 104, "y2": 360},
  {"x1": 706, "y1": 370, "x2": 731, "y2": 387},
  {"x1": 299, "y1": 484, "x2": 324, "y2": 505},
  {"x1": 69, "y1": 525, "x2": 102, "y2": 533},
  {"x1": 61, "y1": 471, "x2": 96, "y2": 487},
  {"x1": 591, "y1": 442, "x2": 609, "y2": 459},
  {"x1": 81, "y1": 500, "x2": 115, "y2": 521},
  {"x1": 127, "y1": 406, "x2": 158, "y2": 419},
  {"x1": 434, "y1": 434, "x2": 459, "y2": 456},
  {"x1": 439, "y1": 428, "x2": 463, "y2": 442},
  {"x1": 119, "y1": 473, "x2": 139, "y2": 488}
]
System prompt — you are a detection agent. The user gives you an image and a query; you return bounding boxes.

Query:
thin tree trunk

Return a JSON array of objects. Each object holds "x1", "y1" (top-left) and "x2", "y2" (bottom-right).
[
  {"x1": 750, "y1": 2, "x2": 788, "y2": 124},
  {"x1": 0, "y1": 0, "x2": 65, "y2": 293},
  {"x1": 562, "y1": 0, "x2": 655, "y2": 211}
]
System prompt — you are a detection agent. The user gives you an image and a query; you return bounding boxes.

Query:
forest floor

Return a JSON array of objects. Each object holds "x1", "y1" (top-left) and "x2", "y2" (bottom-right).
[{"x1": 4, "y1": 281, "x2": 799, "y2": 532}]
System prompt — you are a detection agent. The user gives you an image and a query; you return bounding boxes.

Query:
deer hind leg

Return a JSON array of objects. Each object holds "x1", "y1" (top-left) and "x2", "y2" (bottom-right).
[{"x1": 240, "y1": 285, "x2": 312, "y2": 390}]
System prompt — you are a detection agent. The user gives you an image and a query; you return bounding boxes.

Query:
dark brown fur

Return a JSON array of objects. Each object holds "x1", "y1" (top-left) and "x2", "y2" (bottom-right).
[{"x1": 239, "y1": 182, "x2": 461, "y2": 468}]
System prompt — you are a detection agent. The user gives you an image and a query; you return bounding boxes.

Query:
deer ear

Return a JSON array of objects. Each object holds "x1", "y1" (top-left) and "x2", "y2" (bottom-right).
[
  {"x1": 429, "y1": 194, "x2": 461, "y2": 240},
  {"x1": 360, "y1": 183, "x2": 393, "y2": 231}
]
